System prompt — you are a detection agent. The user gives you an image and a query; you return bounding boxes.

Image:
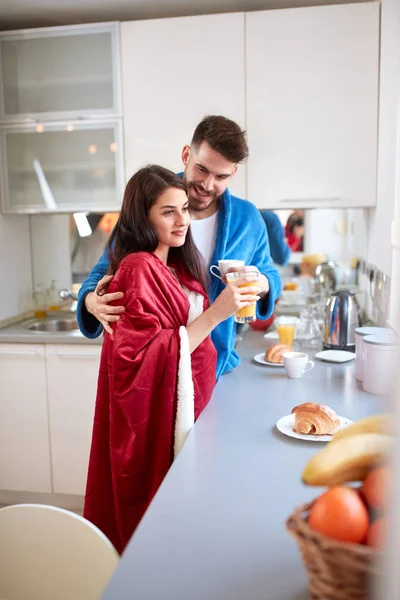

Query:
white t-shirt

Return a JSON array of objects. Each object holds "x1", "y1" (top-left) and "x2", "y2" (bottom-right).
[{"x1": 190, "y1": 210, "x2": 219, "y2": 267}]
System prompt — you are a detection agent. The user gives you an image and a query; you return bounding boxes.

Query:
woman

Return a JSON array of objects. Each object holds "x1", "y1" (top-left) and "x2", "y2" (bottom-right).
[{"x1": 84, "y1": 165, "x2": 259, "y2": 553}]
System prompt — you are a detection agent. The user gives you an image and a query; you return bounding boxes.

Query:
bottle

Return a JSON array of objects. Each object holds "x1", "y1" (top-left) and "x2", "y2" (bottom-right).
[
  {"x1": 32, "y1": 284, "x2": 47, "y2": 319},
  {"x1": 47, "y1": 279, "x2": 61, "y2": 311}
]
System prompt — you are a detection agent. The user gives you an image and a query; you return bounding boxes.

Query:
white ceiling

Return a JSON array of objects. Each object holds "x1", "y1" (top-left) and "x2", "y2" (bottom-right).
[{"x1": 0, "y1": 0, "x2": 373, "y2": 31}]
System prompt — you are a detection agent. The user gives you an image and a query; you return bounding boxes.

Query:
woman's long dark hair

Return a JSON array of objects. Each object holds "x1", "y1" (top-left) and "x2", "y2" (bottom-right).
[{"x1": 107, "y1": 165, "x2": 207, "y2": 290}]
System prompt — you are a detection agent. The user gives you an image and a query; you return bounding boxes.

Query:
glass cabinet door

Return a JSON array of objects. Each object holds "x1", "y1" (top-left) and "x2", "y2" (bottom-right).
[
  {"x1": 0, "y1": 120, "x2": 124, "y2": 213},
  {"x1": 0, "y1": 24, "x2": 120, "y2": 120}
]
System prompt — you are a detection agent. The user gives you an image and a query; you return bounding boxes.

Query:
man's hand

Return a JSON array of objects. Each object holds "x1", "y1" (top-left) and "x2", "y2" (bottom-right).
[
  {"x1": 224, "y1": 265, "x2": 269, "y2": 296},
  {"x1": 84, "y1": 274, "x2": 125, "y2": 335}
]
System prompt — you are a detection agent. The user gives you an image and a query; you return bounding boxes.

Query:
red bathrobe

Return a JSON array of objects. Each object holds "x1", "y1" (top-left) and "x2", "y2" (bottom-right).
[{"x1": 84, "y1": 252, "x2": 217, "y2": 553}]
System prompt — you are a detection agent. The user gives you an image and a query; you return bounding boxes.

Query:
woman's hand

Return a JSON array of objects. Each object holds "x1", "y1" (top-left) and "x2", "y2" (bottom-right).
[
  {"x1": 209, "y1": 275, "x2": 259, "y2": 324},
  {"x1": 186, "y1": 274, "x2": 259, "y2": 353}
]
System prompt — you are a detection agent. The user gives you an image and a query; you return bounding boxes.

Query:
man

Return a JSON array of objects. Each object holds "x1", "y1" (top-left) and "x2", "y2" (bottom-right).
[
  {"x1": 259, "y1": 210, "x2": 291, "y2": 266},
  {"x1": 77, "y1": 115, "x2": 281, "y2": 378}
]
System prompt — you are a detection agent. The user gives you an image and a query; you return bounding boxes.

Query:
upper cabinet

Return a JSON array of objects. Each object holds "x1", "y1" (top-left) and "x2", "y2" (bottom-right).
[
  {"x1": 0, "y1": 23, "x2": 121, "y2": 122},
  {"x1": 0, "y1": 23, "x2": 123, "y2": 213},
  {"x1": 245, "y1": 3, "x2": 380, "y2": 209},
  {"x1": 1, "y1": 120, "x2": 123, "y2": 213},
  {"x1": 0, "y1": 6, "x2": 381, "y2": 212},
  {"x1": 120, "y1": 14, "x2": 246, "y2": 199}
]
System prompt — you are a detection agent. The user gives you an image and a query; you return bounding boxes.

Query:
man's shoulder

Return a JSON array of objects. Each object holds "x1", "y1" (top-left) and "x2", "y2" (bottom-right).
[
  {"x1": 260, "y1": 210, "x2": 280, "y2": 227},
  {"x1": 228, "y1": 192, "x2": 261, "y2": 217}
]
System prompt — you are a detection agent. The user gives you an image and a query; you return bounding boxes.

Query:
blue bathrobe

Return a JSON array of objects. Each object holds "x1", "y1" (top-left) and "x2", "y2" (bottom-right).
[{"x1": 77, "y1": 186, "x2": 281, "y2": 379}]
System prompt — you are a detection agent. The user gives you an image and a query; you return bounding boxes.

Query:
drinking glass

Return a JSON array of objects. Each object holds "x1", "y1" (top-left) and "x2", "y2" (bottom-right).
[
  {"x1": 275, "y1": 316, "x2": 297, "y2": 345},
  {"x1": 225, "y1": 270, "x2": 260, "y2": 323}
]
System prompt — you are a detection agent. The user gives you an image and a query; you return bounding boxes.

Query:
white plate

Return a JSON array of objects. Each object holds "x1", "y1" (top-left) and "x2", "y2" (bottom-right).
[
  {"x1": 315, "y1": 350, "x2": 355, "y2": 363},
  {"x1": 263, "y1": 331, "x2": 279, "y2": 341},
  {"x1": 276, "y1": 413, "x2": 353, "y2": 442},
  {"x1": 253, "y1": 352, "x2": 285, "y2": 367}
]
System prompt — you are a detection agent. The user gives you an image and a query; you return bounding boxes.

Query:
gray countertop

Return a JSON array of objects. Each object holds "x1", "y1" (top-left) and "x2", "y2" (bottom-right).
[
  {"x1": 102, "y1": 329, "x2": 386, "y2": 600},
  {"x1": 0, "y1": 314, "x2": 102, "y2": 345}
]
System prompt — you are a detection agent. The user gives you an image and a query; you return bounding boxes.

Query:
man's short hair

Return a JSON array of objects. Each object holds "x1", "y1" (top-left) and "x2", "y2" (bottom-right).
[{"x1": 191, "y1": 115, "x2": 249, "y2": 164}]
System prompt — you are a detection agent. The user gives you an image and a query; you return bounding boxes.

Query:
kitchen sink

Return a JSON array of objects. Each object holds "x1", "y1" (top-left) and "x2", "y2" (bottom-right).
[{"x1": 26, "y1": 318, "x2": 79, "y2": 332}]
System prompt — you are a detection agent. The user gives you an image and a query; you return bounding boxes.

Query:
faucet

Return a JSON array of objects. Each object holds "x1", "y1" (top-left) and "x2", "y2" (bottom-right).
[{"x1": 59, "y1": 289, "x2": 79, "y2": 302}]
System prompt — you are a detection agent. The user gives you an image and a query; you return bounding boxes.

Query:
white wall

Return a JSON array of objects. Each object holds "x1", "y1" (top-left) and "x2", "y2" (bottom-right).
[
  {"x1": 367, "y1": 0, "x2": 400, "y2": 275},
  {"x1": 30, "y1": 215, "x2": 72, "y2": 293},
  {"x1": 0, "y1": 214, "x2": 32, "y2": 321},
  {"x1": 303, "y1": 208, "x2": 368, "y2": 264},
  {"x1": 389, "y1": 97, "x2": 400, "y2": 330},
  {"x1": 304, "y1": 209, "x2": 347, "y2": 259},
  {"x1": 348, "y1": 208, "x2": 369, "y2": 261}
]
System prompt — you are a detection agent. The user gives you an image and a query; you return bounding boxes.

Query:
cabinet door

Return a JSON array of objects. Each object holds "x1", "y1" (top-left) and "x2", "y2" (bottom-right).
[
  {"x1": 0, "y1": 344, "x2": 51, "y2": 492},
  {"x1": 121, "y1": 14, "x2": 246, "y2": 199},
  {"x1": 0, "y1": 120, "x2": 123, "y2": 213},
  {"x1": 0, "y1": 23, "x2": 121, "y2": 121},
  {"x1": 246, "y1": 3, "x2": 379, "y2": 209},
  {"x1": 46, "y1": 345, "x2": 101, "y2": 496}
]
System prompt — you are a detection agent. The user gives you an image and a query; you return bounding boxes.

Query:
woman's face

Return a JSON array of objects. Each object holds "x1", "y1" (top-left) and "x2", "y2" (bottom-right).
[{"x1": 148, "y1": 187, "x2": 190, "y2": 250}]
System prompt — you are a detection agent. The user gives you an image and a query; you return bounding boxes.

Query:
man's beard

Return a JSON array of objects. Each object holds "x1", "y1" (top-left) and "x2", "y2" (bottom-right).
[{"x1": 186, "y1": 181, "x2": 219, "y2": 212}]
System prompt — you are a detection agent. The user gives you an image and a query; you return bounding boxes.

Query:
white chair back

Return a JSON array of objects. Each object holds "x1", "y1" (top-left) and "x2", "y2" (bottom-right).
[{"x1": 0, "y1": 503, "x2": 119, "y2": 600}]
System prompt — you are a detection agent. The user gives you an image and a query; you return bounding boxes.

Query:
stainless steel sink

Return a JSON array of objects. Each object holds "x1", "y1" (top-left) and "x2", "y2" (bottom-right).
[{"x1": 26, "y1": 319, "x2": 79, "y2": 332}]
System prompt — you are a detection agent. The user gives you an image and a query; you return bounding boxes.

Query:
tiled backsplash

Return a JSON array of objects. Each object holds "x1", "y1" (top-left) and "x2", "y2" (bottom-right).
[{"x1": 358, "y1": 259, "x2": 391, "y2": 326}]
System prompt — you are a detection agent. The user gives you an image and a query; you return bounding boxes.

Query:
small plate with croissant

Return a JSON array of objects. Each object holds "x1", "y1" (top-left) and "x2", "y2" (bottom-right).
[
  {"x1": 276, "y1": 402, "x2": 353, "y2": 441},
  {"x1": 254, "y1": 343, "x2": 293, "y2": 367}
]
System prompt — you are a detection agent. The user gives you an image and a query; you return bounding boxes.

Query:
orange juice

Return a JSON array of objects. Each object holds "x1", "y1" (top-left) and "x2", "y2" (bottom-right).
[
  {"x1": 236, "y1": 282, "x2": 257, "y2": 321},
  {"x1": 226, "y1": 270, "x2": 259, "y2": 323},
  {"x1": 275, "y1": 316, "x2": 297, "y2": 345},
  {"x1": 276, "y1": 324, "x2": 296, "y2": 345}
]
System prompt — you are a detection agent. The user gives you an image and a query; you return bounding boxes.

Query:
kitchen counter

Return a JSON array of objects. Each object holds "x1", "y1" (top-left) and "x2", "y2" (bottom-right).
[
  {"x1": 102, "y1": 329, "x2": 386, "y2": 600},
  {"x1": 0, "y1": 314, "x2": 102, "y2": 345}
]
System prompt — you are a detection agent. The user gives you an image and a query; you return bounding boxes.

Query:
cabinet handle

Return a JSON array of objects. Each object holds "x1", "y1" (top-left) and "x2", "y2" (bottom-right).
[
  {"x1": 48, "y1": 351, "x2": 99, "y2": 359},
  {"x1": 0, "y1": 350, "x2": 40, "y2": 357},
  {"x1": 279, "y1": 197, "x2": 340, "y2": 203}
]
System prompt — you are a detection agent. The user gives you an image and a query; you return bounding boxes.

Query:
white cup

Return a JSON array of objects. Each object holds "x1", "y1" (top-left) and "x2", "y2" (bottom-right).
[
  {"x1": 209, "y1": 259, "x2": 245, "y2": 280},
  {"x1": 283, "y1": 351, "x2": 315, "y2": 379}
]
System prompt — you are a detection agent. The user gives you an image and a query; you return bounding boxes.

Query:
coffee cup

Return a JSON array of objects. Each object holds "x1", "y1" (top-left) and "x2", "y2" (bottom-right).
[
  {"x1": 283, "y1": 351, "x2": 315, "y2": 379},
  {"x1": 209, "y1": 259, "x2": 245, "y2": 281}
]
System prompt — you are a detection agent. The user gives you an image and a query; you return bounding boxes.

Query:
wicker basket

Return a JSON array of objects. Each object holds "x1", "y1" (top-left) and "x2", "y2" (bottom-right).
[{"x1": 286, "y1": 501, "x2": 381, "y2": 600}]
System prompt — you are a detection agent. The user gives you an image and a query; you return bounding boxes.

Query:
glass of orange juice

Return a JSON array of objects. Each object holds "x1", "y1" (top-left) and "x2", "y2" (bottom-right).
[
  {"x1": 275, "y1": 316, "x2": 297, "y2": 345},
  {"x1": 225, "y1": 270, "x2": 260, "y2": 323}
]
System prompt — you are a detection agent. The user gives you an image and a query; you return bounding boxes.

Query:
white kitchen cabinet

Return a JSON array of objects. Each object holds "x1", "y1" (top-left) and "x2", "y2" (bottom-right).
[
  {"x1": 46, "y1": 345, "x2": 101, "y2": 496},
  {"x1": 0, "y1": 23, "x2": 121, "y2": 121},
  {"x1": 0, "y1": 120, "x2": 124, "y2": 213},
  {"x1": 121, "y1": 13, "x2": 246, "y2": 198},
  {"x1": 246, "y1": 2, "x2": 380, "y2": 209},
  {"x1": 0, "y1": 344, "x2": 51, "y2": 493}
]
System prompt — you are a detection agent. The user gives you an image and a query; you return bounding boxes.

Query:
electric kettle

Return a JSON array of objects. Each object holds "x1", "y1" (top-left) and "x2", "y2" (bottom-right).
[
  {"x1": 323, "y1": 290, "x2": 361, "y2": 352},
  {"x1": 315, "y1": 261, "x2": 336, "y2": 294}
]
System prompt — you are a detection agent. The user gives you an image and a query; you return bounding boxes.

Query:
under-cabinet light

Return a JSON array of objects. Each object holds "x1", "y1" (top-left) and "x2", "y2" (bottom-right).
[{"x1": 73, "y1": 212, "x2": 92, "y2": 237}]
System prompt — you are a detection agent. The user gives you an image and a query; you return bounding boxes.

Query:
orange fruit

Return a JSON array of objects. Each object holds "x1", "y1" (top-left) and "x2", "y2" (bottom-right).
[
  {"x1": 308, "y1": 486, "x2": 369, "y2": 543},
  {"x1": 357, "y1": 486, "x2": 368, "y2": 508},
  {"x1": 366, "y1": 517, "x2": 387, "y2": 548},
  {"x1": 363, "y1": 466, "x2": 391, "y2": 511}
]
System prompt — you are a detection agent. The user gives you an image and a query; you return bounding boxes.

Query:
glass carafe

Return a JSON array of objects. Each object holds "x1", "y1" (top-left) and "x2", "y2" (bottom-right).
[{"x1": 296, "y1": 307, "x2": 322, "y2": 350}]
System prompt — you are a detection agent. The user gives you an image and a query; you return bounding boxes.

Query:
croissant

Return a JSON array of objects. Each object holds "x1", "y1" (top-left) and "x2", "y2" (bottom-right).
[
  {"x1": 292, "y1": 402, "x2": 341, "y2": 436},
  {"x1": 265, "y1": 343, "x2": 293, "y2": 364}
]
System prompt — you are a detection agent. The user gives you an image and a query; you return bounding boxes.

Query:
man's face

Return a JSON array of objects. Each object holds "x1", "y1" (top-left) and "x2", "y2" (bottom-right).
[{"x1": 182, "y1": 141, "x2": 237, "y2": 216}]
